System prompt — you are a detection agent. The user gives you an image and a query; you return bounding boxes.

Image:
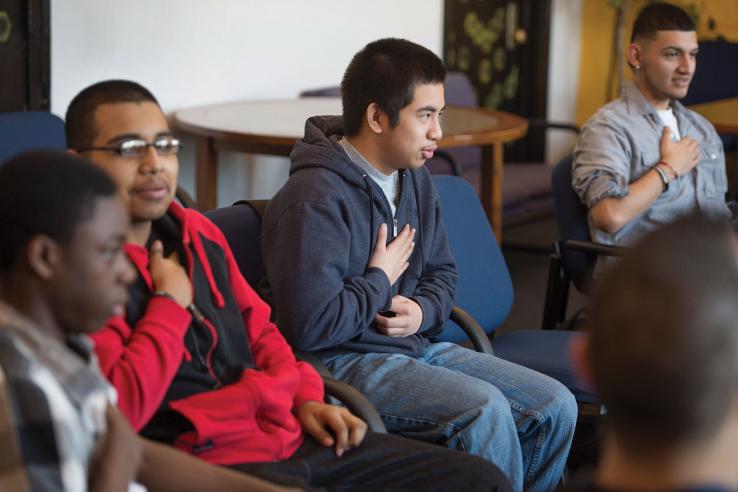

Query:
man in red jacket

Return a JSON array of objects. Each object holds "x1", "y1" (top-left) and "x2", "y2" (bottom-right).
[{"x1": 65, "y1": 79, "x2": 511, "y2": 491}]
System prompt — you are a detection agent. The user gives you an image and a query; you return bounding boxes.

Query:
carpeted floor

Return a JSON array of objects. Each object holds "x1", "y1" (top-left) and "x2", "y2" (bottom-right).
[{"x1": 497, "y1": 215, "x2": 587, "y2": 335}]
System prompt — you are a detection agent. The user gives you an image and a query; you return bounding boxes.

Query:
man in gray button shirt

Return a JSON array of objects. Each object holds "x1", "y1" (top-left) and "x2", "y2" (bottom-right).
[{"x1": 572, "y1": 2, "x2": 730, "y2": 271}]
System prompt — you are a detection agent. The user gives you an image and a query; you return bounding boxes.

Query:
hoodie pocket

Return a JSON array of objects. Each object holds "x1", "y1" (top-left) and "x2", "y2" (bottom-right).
[
  {"x1": 169, "y1": 367, "x2": 300, "y2": 451},
  {"x1": 168, "y1": 377, "x2": 261, "y2": 446}
]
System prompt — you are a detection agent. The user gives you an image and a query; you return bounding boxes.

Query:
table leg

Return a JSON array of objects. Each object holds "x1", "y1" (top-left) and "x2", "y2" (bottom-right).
[
  {"x1": 480, "y1": 143, "x2": 504, "y2": 243},
  {"x1": 195, "y1": 136, "x2": 217, "y2": 211}
]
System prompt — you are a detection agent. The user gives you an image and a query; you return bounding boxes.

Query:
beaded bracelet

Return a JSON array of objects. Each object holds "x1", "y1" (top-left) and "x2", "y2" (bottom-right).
[
  {"x1": 653, "y1": 165, "x2": 669, "y2": 192},
  {"x1": 658, "y1": 160, "x2": 678, "y2": 180}
]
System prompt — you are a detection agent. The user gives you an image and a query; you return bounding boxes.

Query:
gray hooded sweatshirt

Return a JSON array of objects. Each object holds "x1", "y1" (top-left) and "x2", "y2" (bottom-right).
[{"x1": 261, "y1": 115, "x2": 457, "y2": 357}]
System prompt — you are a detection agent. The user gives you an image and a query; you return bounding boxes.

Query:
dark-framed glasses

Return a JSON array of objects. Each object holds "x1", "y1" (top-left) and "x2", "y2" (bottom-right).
[{"x1": 78, "y1": 137, "x2": 183, "y2": 158}]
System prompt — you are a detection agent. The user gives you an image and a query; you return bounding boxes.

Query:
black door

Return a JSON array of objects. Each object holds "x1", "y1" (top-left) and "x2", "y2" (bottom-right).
[
  {"x1": 0, "y1": 0, "x2": 50, "y2": 111},
  {"x1": 444, "y1": 0, "x2": 551, "y2": 162}
]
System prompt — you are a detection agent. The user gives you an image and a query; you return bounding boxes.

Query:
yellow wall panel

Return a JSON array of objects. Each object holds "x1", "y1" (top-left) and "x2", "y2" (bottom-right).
[{"x1": 575, "y1": 0, "x2": 738, "y2": 125}]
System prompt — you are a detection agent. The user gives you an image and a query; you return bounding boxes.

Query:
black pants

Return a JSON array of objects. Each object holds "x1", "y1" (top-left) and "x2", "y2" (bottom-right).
[{"x1": 229, "y1": 432, "x2": 512, "y2": 492}]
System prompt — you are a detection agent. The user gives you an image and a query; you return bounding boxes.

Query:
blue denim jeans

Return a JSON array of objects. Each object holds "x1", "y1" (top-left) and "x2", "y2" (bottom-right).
[{"x1": 319, "y1": 342, "x2": 577, "y2": 492}]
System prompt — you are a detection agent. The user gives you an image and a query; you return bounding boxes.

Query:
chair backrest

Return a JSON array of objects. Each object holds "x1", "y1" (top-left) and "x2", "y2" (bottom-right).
[
  {"x1": 204, "y1": 200, "x2": 267, "y2": 287},
  {"x1": 299, "y1": 86, "x2": 341, "y2": 98},
  {"x1": 551, "y1": 155, "x2": 596, "y2": 291},
  {"x1": 444, "y1": 71, "x2": 478, "y2": 108},
  {"x1": 0, "y1": 111, "x2": 66, "y2": 164},
  {"x1": 680, "y1": 40, "x2": 738, "y2": 150},
  {"x1": 680, "y1": 40, "x2": 738, "y2": 106},
  {"x1": 432, "y1": 175, "x2": 513, "y2": 341},
  {"x1": 0, "y1": 111, "x2": 196, "y2": 209}
]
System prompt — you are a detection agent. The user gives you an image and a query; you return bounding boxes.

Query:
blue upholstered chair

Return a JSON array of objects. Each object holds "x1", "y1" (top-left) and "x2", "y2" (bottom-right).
[
  {"x1": 680, "y1": 40, "x2": 738, "y2": 108},
  {"x1": 431, "y1": 175, "x2": 598, "y2": 405},
  {"x1": 681, "y1": 40, "x2": 738, "y2": 196},
  {"x1": 541, "y1": 156, "x2": 624, "y2": 331},
  {"x1": 0, "y1": 111, "x2": 196, "y2": 208},
  {"x1": 205, "y1": 201, "x2": 387, "y2": 432},
  {"x1": 0, "y1": 111, "x2": 66, "y2": 163}
]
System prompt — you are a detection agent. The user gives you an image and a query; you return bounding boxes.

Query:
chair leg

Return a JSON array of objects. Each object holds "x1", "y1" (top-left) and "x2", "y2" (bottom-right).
[
  {"x1": 542, "y1": 242, "x2": 571, "y2": 330},
  {"x1": 565, "y1": 404, "x2": 606, "y2": 481}
]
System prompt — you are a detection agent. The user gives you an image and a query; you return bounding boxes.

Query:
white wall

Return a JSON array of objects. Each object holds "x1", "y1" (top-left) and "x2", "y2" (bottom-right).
[
  {"x1": 52, "y1": 0, "x2": 443, "y2": 206},
  {"x1": 51, "y1": 0, "x2": 580, "y2": 205},
  {"x1": 546, "y1": 0, "x2": 582, "y2": 164}
]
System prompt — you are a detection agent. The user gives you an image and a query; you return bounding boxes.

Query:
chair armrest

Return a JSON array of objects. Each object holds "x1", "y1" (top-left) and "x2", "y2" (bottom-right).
[
  {"x1": 295, "y1": 351, "x2": 387, "y2": 433},
  {"x1": 564, "y1": 239, "x2": 626, "y2": 258},
  {"x1": 295, "y1": 350, "x2": 333, "y2": 379},
  {"x1": 322, "y1": 377, "x2": 387, "y2": 434},
  {"x1": 449, "y1": 306, "x2": 494, "y2": 355},
  {"x1": 527, "y1": 118, "x2": 580, "y2": 134}
]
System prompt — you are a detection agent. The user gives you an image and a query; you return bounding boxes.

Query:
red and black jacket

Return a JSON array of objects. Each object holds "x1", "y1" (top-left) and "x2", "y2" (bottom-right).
[{"x1": 91, "y1": 202, "x2": 324, "y2": 465}]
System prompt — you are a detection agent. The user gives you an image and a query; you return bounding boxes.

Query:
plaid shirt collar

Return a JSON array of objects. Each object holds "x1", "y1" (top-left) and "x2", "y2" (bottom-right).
[{"x1": 0, "y1": 301, "x2": 109, "y2": 407}]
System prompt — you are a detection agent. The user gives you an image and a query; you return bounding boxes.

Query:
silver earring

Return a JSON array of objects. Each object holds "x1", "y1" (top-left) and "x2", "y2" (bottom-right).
[{"x1": 635, "y1": 64, "x2": 640, "y2": 70}]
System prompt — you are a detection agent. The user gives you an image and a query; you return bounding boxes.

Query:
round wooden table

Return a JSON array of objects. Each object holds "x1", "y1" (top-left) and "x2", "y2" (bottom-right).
[
  {"x1": 688, "y1": 97, "x2": 738, "y2": 135},
  {"x1": 175, "y1": 98, "x2": 528, "y2": 238}
]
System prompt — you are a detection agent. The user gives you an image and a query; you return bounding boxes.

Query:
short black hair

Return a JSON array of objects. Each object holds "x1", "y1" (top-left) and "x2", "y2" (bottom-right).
[
  {"x1": 631, "y1": 2, "x2": 696, "y2": 43},
  {"x1": 341, "y1": 38, "x2": 447, "y2": 137},
  {"x1": 0, "y1": 151, "x2": 118, "y2": 276},
  {"x1": 589, "y1": 215, "x2": 738, "y2": 452},
  {"x1": 65, "y1": 79, "x2": 159, "y2": 150}
]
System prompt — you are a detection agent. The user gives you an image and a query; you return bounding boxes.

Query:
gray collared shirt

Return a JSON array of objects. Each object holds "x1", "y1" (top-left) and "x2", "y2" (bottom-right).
[{"x1": 572, "y1": 81, "x2": 729, "y2": 269}]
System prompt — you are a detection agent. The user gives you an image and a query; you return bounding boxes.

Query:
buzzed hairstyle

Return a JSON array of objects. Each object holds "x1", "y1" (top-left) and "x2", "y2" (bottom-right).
[
  {"x1": 631, "y1": 2, "x2": 696, "y2": 43},
  {"x1": 341, "y1": 38, "x2": 447, "y2": 137},
  {"x1": 0, "y1": 151, "x2": 118, "y2": 276},
  {"x1": 65, "y1": 79, "x2": 159, "y2": 150},
  {"x1": 589, "y1": 215, "x2": 738, "y2": 453}
]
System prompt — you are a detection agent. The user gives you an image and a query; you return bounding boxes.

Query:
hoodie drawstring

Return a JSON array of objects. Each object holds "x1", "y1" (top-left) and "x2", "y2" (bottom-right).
[
  {"x1": 362, "y1": 174, "x2": 376, "y2": 261},
  {"x1": 409, "y1": 170, "x2": 425, "y2": 268}
]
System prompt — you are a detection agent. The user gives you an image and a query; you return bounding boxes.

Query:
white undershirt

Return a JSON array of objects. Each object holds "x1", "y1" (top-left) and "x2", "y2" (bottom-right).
[{"x1": 657, "y1": 107, "x2": 682, "y2": 141}]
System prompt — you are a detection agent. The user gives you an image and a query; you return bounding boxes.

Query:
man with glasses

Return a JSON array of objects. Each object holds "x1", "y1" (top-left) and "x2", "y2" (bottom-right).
[
  {"x1": 0, "y1": 151, "x2": 292, "y2": 492},
  {"x1": 63, "y1": 79, "x2": 511, "y2": 491}
]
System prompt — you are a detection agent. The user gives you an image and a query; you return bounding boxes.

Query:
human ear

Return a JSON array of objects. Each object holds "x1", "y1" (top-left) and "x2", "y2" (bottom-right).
[
  {"x1": 365, "y1": 102, "x2": 386, "y2": 135},
  {"x1": 627, "y1": 43, "x2": 642, "y2": 71},
  {"x1": 26, "y1": 235, "x2": 61, "y2": 280}
]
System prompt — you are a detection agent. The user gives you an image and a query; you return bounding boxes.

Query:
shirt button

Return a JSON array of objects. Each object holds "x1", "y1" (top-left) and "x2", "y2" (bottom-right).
[{"x1": 711, "y1": 153, "x2": 717, "y2": 159}]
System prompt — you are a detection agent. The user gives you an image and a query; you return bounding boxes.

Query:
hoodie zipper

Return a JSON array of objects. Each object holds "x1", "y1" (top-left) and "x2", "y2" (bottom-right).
[{"x1": 188, "y1": 303, "x2": 223, "y2": 388}]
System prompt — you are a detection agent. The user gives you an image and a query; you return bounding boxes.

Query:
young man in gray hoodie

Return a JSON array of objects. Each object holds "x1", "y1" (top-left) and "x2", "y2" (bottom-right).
[{"x1": 261, "y1": 38, "x2": 577, "y2": 492}]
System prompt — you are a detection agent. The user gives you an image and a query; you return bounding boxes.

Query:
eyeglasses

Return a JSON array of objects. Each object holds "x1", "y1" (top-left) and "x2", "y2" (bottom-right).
[{"x1": 78, "y1": 137, "x2": 182, "y2": 158}]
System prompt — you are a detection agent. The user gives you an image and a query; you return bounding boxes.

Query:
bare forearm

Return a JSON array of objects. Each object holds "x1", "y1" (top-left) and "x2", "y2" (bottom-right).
[
  {"x1": 90, "y1": 458, "x2": 135, "y2": 492},
  {"x1": 591, "y1": 168, "x2": 664, "y2": 234},
  {"x1": 137, "y1": 439, "x2": 298, "y2": 492},
  {"x1": 89, "y1": 439, "x2": 139, "y2": 492}
]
